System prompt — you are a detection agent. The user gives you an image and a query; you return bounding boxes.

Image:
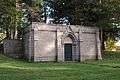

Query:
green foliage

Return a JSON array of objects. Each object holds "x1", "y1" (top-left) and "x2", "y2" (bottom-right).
[
  {"x1": 21, "y1": 3, "x2": 31, "y2": 28},
  {"x1": 1, "y1": 0, "x2": 120, "y2": 42},
  {"x1": 0, "y1": 0, "x2": 44, "y2": 39},
  {"x1": 0, "y1": 0, "x2": 18, "y2": 39},
  {"x1": 28, "y1": 0, "x2": 43, "y2": 22},
  {"x1": 31, "y1": 0, "x2": 43, "y2": 9},
  {"x1": 0, "y1": 33, "x2": 6, "y2": 43},
  {"x1": 105, "y1": 37, "x2": 117, "y2": 51},
  {"x1": 103, "y1": 51, "x2": 120, "y2": 60},
  {"x1": 96, "y1": 0, "x2": 120, "y2": 28},
  {"x1": 52, "y1": 0, "x2": 120, "y2": 49},
  {"x1": 53, "y1": 0, "x2": 120, "y2": 26}
]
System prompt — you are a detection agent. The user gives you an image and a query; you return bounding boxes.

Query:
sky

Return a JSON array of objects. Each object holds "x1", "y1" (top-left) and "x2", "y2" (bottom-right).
[{"x1": 115, "y1": 40, "x2": 120, "y2": 46}]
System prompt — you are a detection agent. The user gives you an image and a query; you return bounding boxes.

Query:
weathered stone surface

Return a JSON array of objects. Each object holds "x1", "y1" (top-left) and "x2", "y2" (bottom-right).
[
  {"x1": 3, "y1": 39, "x2": 23, "y2": 58},
  {"x1": 22, "y1": 22, "x2": 102, "y2": 62},
  {"x1": 34, "y1": 30, "x2": 56, "y2": 61},
  {"x1": 4, "y1": 22, "x2": 101, "y2": 62}
]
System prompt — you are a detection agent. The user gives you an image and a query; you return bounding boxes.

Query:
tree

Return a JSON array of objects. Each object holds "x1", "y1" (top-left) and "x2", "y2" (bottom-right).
[
  {"x1": 52, "y1": 0, "x2": 120, "y2": 51},
  {"x1": 0, "y1": 0, "x2": 18, "y2": 39},
  {"x1": 21, "y1": 0, "x2": 120, "y2": 51},
  {"x1": 0, "y1": 0, "x2": 43, "y2": 39},
  {"x1": 97, "y1": 0, "x2": 120, "y2": 50}
]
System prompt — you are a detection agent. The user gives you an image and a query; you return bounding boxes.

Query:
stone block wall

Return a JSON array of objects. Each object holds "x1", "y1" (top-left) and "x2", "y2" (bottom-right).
[
  {"x1": 34, "y1": 28, "x2": 56, "y2": 61},
  {"x1": 3, "y1": 39, "x2": 23, "y2": 58},
  {"x1": 23, "y1": 22, "x2": 102, "y2": 62},
  {"x1": 23, "y1": 26, "x2": 34, "y2": 61}
]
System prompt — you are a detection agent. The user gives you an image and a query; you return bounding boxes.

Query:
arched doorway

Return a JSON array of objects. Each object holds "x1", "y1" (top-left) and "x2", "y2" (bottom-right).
[{"x1": 62, "y1": 33, "x2": 78, "y2": 61}]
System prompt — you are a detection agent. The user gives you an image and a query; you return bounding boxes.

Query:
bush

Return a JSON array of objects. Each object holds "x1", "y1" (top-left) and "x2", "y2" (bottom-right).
[{"x1": 103, "y1": 51, "x2": 120, "y2": 60}]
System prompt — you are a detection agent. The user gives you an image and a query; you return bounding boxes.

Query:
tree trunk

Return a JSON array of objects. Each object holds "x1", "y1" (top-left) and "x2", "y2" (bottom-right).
[
  {"x1": 13, "y1": 26, "x2": 18, "y2": 39},
  {"x1": 100, "y1": 28, "x2": 105, "y2": 54},
  {"x1": 6, "y1": 29, "x2": 9, "y2": 39},
  {"x1": 6, "y1": 29, "x2": 10, "y2": 39}
]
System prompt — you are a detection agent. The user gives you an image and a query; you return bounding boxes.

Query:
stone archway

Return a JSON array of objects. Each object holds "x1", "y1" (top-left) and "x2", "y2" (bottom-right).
[{"x1": 61, "y1": 32, "x2": 79, "y2": 61}]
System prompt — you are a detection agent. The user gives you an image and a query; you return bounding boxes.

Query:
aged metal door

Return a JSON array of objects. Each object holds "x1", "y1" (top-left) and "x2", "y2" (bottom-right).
[{"x1": 64, "y1": 44, "x2": 72, "y2": 61}]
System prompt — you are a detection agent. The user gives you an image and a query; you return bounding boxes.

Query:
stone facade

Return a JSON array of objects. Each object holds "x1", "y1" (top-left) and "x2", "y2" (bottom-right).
[
  {"x1": 23, "y1": 22, "x2": 102, "y2": 62},
  {"x1": 3, "y1": 39, "x2": 23, "y2": 58}
]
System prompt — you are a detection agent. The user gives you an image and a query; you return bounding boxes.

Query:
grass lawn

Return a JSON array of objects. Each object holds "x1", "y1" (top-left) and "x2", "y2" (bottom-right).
[{"x1": 0, "y1": 53, "x2": 120, "y2": 80}]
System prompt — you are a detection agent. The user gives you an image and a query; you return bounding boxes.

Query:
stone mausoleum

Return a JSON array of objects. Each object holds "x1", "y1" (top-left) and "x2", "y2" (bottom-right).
[{"x1": 4, "y1": 22, "x2": 102, "y2": 62}]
